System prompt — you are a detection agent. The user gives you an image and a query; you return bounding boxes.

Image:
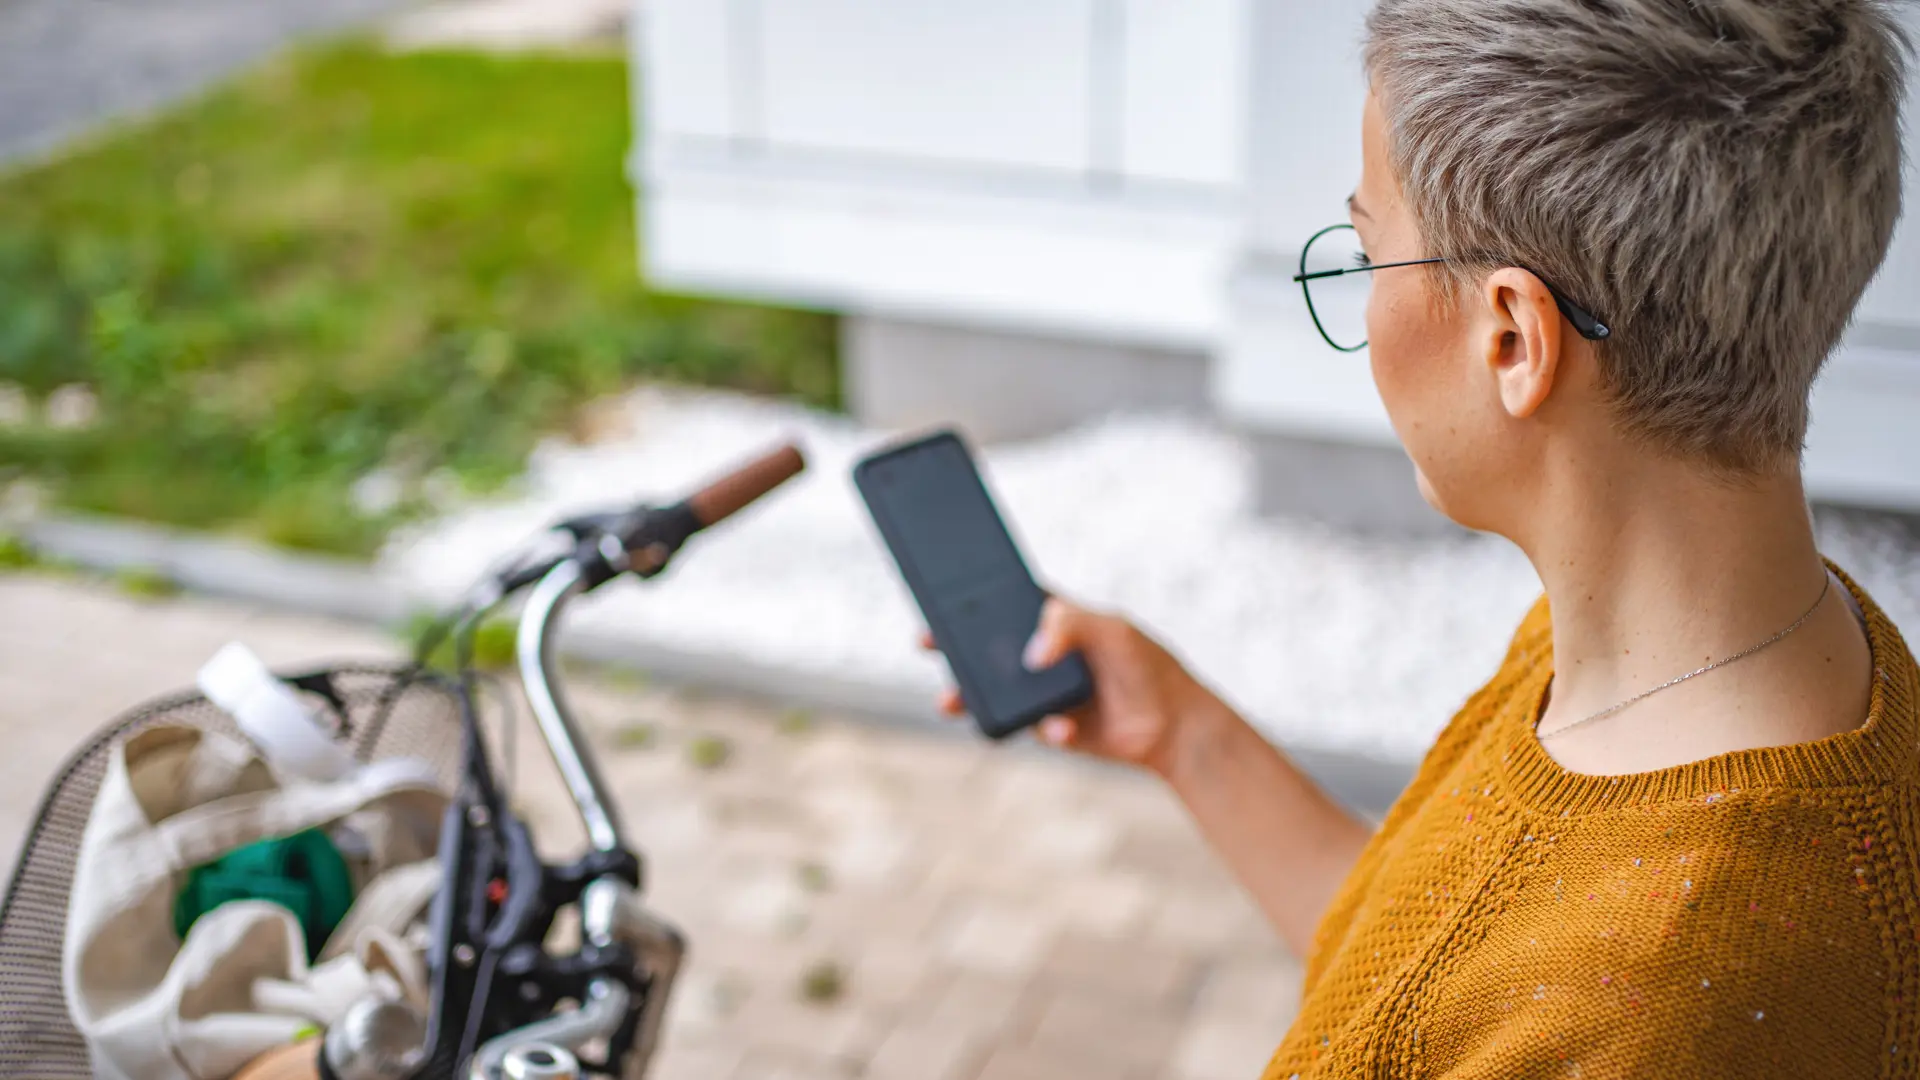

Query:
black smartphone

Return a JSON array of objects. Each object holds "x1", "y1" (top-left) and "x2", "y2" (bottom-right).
[{"x1": 854, "y1": 430, "x2": 1095, "y2": 739}]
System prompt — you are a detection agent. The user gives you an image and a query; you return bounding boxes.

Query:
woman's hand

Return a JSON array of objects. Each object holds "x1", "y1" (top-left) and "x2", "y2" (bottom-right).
[
  {"x1": 926, "y1": 597, "x2": 1217, "y2": 777},
  {"x1": 923, "y1": 595, "x2": 1370, "y2": 954}
]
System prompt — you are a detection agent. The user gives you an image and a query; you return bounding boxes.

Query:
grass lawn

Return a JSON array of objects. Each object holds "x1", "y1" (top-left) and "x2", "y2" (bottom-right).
[{"x1": 0, "y1": 41, "x2": 837, "y2": 556}]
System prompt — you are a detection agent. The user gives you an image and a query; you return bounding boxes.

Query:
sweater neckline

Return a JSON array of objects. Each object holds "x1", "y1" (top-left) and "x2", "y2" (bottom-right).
[{"x1": 1496, "y1": 562, "x2": 1920, "y2": 815}]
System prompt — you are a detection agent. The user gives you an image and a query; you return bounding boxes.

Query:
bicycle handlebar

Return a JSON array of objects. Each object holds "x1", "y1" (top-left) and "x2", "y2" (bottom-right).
[
  {"x1": 469, "y1": 440, "x2": 806, "y2": 1078},
  {"x1": 485, "y1": 440, "x2": 808, "y2": 595}
]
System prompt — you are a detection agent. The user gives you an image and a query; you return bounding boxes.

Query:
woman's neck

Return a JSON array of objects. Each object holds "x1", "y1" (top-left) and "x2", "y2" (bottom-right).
[{"x1": 1517, "y1": 453, "x2": 1836, "y2": 738}]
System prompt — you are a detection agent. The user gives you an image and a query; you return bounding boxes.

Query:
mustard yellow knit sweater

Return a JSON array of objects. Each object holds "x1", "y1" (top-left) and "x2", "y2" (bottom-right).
[{"x1": 1265, "y1": 567, "x2": 1920, "y2": 1079}]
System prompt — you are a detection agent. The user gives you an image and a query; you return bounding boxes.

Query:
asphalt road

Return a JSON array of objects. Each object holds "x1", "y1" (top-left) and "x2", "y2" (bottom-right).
[{"x1": 0, "y1": 0, "x2": 411, "y2": 166}]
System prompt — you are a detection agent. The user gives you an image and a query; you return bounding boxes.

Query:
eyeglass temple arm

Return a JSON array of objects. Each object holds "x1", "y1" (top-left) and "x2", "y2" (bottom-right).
[
  {"x1": 1292, "y1": 265, "x2": 1611, "y2": 342},
  {"x1": 1552, "y1": 292, "x2": 1610, "y2": 341}
]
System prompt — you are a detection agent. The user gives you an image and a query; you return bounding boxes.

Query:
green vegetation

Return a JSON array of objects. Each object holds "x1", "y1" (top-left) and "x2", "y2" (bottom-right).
[
  {"x1": 0, "y1": 533, "x2": 101, "y2": 579},
  {"x1": 684, "y1": 732, "x2": 733, "y2": 770},
  {"x1": 613, "y1": 721, "x2": 658, "y2": 749},
  {"x1": 113, "y1": 565, "x2": 182, "y2": 600},
  {"x1": 467, "y1": 618, "x2": 519, "y2": 670},
  {"x1": 0, "y1": 533, "x2": 38, "y2": 571},
  {"x1": 798, "y1": 959, "x2": 846, "y2": 1005},
  {"x1": 402, "y1": 610, "x2": 518, "y2": 670},
  {"x1": 0, "y1": 42, "x2": 837, "y2": 555},
  {"x1": 796, "y1": 860, "x2": 832, "y2": 893},
  {"x1": 567, "y1": 659, "x2": 648, "y2": 693}
]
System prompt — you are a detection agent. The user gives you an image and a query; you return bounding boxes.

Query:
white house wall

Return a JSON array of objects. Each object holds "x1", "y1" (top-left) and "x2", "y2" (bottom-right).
[
  {"x1": 1119, "y1": 0, "x2": 1247, "y2": 188},
  {"x1": 758, "y1": 1, "x2": 1097, "y2": 174},
  {"x1": 635, "y1": 0, "x2": 1247, "y2": 346},
  {"x1": 641, "y1": 160, "x2": 1231, "y2": 347},
  {"x1": 641, "y1": 0, "x2": 738, "y2": 141}
]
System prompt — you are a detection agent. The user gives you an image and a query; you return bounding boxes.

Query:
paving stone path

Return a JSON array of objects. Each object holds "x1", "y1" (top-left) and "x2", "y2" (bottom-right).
[{"x1": 0, "y1": 574, "x2": 1303, "y2": 1080}]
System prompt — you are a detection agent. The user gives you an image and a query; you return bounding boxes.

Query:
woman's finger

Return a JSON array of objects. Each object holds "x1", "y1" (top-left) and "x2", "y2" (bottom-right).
[
  {"x1": 1023, "y1": 597, "x2": 1078, "y2": 670},
  {"x1": 1037, "y1": 714, "x2": 1077, "y2": 748},
  {"x1": 938, "y1": 687, "x2": 966, "y2": 717},
  {"x1": 919, "y1": 630, "x2": 938, "y2": 651}
]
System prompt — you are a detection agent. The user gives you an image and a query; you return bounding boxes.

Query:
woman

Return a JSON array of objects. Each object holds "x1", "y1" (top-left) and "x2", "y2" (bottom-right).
[{"x1": 930, "y1": 1, "x2": 1918, "y2": 1075}]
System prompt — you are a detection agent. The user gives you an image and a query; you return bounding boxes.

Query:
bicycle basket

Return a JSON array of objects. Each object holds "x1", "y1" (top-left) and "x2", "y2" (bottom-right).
[{"x1": 0, "y1": 664, "x2": 464, "y2": 1078}]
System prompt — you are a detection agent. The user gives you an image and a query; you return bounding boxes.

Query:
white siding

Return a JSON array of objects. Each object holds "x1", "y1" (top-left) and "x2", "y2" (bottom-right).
[
  {"x1": 638, "y1": 0, "x2": 1242, "y2": 345},
  {"x1": 1118, "y1": 0, "x2": 1248, "y2": 189},
  {"x1": 1217, "y1": 0, "x2": 1381, "y2": 440},
  {"x1": 638, "y1": 0, "x2": 737, "y2": 142},
  {"x1": 643, "y1": 170, "x2": 1229, "y2": 347},
  {"x1": 758, "y1": 0, "x2": 1096, "y2": 174}
]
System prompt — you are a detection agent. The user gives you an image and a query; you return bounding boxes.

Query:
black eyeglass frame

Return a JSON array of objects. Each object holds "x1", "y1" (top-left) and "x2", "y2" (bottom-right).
[{"x1": 1290, "y1": 223, "x2": 1611, "y2": 353}]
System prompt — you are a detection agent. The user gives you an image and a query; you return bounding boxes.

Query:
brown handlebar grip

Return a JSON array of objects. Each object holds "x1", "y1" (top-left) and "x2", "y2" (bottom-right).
[{"x1": 684, "y1": 442, "x2": 807, "y2": 528}]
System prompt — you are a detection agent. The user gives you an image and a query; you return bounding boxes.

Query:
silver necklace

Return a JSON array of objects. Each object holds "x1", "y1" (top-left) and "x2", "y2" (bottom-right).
[{"x1": 1536, "y1": 573, "x2": 1833, "y2": 741}]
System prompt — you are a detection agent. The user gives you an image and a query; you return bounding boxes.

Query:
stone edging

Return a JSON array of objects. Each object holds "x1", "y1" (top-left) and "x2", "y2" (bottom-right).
[{"x1": 12, "y1": 512, "x2": 1417, "y2": 815}]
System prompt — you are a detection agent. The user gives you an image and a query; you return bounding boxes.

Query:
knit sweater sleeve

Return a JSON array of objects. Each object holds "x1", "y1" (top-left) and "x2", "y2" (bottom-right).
[
  {"x1": 1301, "y1": 596, "x2": 1554, "y2": 996},
  {"x1": 1410, "y1": 789, "x2": 1906, "y2": 1079}
]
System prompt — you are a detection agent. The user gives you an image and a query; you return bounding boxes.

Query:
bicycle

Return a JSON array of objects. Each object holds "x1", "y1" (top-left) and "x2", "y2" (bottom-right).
[{"x1": 0, "y1": 442, "x2": 809, "y2": 1080}]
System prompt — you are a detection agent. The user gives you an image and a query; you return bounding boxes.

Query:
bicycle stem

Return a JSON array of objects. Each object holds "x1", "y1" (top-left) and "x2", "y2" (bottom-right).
[{"x1": 516, "y1": 559, "x2": 628, "y2": 856}]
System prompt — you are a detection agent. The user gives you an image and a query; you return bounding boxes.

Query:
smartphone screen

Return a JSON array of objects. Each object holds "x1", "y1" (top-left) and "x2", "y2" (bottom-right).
[{"x1": 855, "y1": 431, "x2": 1094, "y2": 739}]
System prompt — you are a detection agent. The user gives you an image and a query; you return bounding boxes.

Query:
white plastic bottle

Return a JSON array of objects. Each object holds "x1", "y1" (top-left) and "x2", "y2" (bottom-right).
[{"x1": 197, "y1": 642, "x2": 358, "y2": 783}]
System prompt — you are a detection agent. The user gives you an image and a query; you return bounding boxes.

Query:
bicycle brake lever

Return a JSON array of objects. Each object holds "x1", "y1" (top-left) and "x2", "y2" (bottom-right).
[
  {"x1": 552, "y1": 510, "x2": 630, "y2": 539},
  {"x1": 617, "y1": 502, "x2": 701, "y2": 579},
  {"x1": 555, "y1": 502, "x2": 704, "y2": 592}
]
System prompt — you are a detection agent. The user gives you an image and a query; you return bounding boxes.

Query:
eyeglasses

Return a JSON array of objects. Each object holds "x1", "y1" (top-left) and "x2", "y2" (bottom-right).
[{"x1": 1291, "y1": 223, "x2": 1611, "y2": 353}]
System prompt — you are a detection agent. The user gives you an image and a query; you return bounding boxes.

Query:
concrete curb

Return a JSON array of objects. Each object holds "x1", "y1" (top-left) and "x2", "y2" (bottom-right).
[
  {"x1": 20, "y1": 514, "x2": 414, "y2": 625},
  {"x1": 12, "y1": 512, "x2": 1418, "y2": 815}
]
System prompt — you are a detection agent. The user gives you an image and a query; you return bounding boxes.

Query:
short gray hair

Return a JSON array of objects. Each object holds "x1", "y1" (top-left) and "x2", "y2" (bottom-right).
[{"x1": 1364, "y1": 0, "x2": 1910, "y2": 471}]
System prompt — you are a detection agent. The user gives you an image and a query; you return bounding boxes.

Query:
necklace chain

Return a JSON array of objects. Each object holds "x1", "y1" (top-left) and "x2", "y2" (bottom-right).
[{"x1": 1536, "y1": 573, "x2": 1834, "y2": 741}]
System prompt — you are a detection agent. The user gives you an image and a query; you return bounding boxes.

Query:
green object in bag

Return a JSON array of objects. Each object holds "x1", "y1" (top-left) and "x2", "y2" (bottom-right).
[{"x1": 173, "y1": 828, "x2": 355, "y2": 961}]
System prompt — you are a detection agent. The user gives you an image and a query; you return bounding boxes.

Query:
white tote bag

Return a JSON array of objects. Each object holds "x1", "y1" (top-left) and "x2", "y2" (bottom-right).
[{"x1": 62, "y1": 723, "x2": 449, "y2": 1080}]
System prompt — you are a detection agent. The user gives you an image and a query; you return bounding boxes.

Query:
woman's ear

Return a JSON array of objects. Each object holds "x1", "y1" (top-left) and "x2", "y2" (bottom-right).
[{"x1": 1482, "y1": 268, "x2": 1563, "y2": 419}]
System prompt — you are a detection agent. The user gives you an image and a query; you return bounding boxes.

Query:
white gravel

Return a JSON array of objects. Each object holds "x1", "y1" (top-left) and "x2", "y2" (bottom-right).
[{"x1": 382, "y1": 387, "x2": 1920, "y2": 763}]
